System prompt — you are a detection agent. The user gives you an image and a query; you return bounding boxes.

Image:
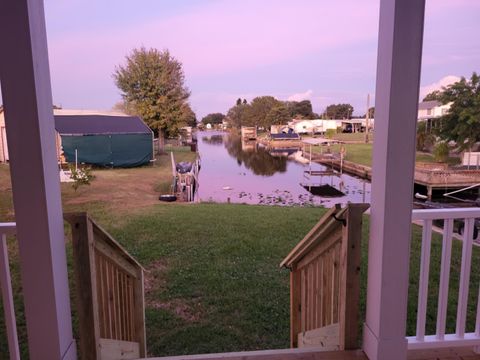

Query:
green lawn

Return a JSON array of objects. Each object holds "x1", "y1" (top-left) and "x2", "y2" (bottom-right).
[
  {"x1": 330, "y1": 132, "x2": 373, "y2": 142},
  {"x1": 0, "y1": 152, "x2": 479, "y2": 358},
  {"x1": 313, "y1": 143, "x2": 459, "y2": 167}
]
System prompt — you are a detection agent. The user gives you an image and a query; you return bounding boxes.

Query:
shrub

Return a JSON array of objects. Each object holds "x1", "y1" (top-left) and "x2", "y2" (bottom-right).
[
  {"x1": 69, "y1": 164, "x2": 94, "y2": 191},
  {"x1": 433, "y1": 142, "x2": 450, "y2": 163},
  {"x1": 325, "y1": 129, "x2": 336, "y2": 139},
  {"x1": 416, "y1": 122, "x2": 435, "y2": 151}
]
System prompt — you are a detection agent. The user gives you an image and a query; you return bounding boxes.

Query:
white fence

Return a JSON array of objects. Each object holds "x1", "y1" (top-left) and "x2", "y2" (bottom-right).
[
  {"x1": 0, "y1": 222, "x2": 20, "y2": 360},
  {"x1": 408, "y1": 208, "x2": 480, "y2": 350}
]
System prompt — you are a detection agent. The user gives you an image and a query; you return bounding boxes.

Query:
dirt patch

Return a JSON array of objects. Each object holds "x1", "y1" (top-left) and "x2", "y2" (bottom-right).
[
  {"x1": 148, "y1": 298, "x2": 203, "y2": 323},
  {"x1": 144, "y1": 259, "x2": 202, "y2": 322},
  {"x1": 144, "y1": 259, "x2": 168, "y2": 293},
  {"x1": 62, "y1": 167, "x2": 162, "y2": 211}
]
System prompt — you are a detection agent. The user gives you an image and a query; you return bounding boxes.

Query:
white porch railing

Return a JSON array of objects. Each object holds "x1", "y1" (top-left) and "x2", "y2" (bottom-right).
[
  {"x1": 0, "y1": 222, "x2": 20, "y2": 360},
  {"x1": 408, "y1": 208, "x2": 480, "y2": 350}
]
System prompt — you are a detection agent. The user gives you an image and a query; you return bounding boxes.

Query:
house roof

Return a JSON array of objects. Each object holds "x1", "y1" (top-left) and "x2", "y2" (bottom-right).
[
  {"x1": 54, "y1": 114, "x2": 152, "y2": 135},
  {"x1": 418, "y1": 100, "x2": 441, "y2": 110}
]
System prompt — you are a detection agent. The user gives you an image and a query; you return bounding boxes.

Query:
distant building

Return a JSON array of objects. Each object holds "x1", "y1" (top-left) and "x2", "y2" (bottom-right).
[
  {"x1": 270, "y1": 124, "x2": 291, "y2": 134},
  {"x1": 287, "y1": 119, "x2": 339, "y2": 135},
  {"x1": 285, "y1": 118, "x2": 373, "y2": 135},
  {"x1": 418, "y1": 100, "x2": 451, "y2": 121}
]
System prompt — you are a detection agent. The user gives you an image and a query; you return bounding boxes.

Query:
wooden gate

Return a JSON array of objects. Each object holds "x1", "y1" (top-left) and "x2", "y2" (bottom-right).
[
  {"x1": 280, "y1": 203, "x2": 368, "y2": 350},
  {"x1": 66, "y1": 213, "x2": 146, "y2": 360}
]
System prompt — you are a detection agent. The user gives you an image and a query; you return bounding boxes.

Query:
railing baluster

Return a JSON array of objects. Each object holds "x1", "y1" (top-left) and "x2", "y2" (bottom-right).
[
  {"x1": 416, "y1": 219, "x2": 432, "y2": 341},
  {"x1": 476, "y1": 278, "x2": 480, "y2": 336},
  {"x1": 456, "y1": 218, "x2": 475, "y2": 338},
  {"x1": 0, "y1": 230, "x2": 20, "y2": 360},
  {"x1": 436, "y1": 219, "x2": 453, "y2": 340}
]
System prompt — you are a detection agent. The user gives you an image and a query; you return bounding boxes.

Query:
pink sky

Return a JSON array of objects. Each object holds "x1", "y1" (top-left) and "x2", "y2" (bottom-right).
[{"x1": 37, "y1": 0, "x2": 480, "y2": 118}]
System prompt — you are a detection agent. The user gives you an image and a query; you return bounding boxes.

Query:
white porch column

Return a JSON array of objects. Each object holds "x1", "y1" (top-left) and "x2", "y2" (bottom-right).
[
  {"x1": 0, "y1": 1, "x2": 76, "y2": 359},
  {"x1": 363, "y1": 1, "x2": 425, "y2": 360}
]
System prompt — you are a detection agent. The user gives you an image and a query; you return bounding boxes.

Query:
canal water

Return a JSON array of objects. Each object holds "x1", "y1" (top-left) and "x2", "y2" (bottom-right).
[{"x1": 196, "y1": 131, "x2": 371, "y2": 207}]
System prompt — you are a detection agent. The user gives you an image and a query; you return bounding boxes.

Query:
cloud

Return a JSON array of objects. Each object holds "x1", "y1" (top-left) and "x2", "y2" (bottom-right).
[
  {"x1": 420, "y1": 75, "x2": 461, "y2": 99},
  {"x1": 287, "y1": 90, "x2": 313, "y2": 102}
]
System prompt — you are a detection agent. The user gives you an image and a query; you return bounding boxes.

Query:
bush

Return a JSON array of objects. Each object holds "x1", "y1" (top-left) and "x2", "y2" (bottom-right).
[
  {"x1": 325, "y1": 129, "x2": 336, "y2": 139},
  {"x1": 433, "y1": 142, "x2": 450, "y2": 162},
  {"x1": 416, "y1": 122, "x2": 435, "y2": 151},
  {"x1": 69, "y1": 164, "x2": 94, "y2": 191}
]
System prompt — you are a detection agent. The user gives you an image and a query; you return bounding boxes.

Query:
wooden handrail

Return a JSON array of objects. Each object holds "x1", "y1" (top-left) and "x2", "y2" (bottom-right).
[
  {"x1": 65, "y1": 213, "x2": 146, "y2": 360},
  {"x1": 281, "y1": 203, "x2": 369, "y2": 350}
]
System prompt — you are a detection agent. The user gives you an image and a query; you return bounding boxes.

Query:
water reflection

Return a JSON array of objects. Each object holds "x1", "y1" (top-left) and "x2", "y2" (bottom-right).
[
  {"x1": 201, "y1": 134, "x2": 224, "y2": 145},
  {"x1": 224, "y1": 133, "x2": 287, "y2": 176},
  {"x1": 197, "y1": 131, "x2": 371, "y2": 207}
]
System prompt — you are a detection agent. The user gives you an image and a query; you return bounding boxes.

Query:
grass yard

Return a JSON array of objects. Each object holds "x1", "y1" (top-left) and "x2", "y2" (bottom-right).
[
  {"x1": 1, "y1": 148, "x2": 479, "y2": 358},
  {"x1": 330, "y1": 132, "x2": 373, "y2": 143},
  {"x1": 312, "y1": 143, "x2": 459, "y2": 167}
]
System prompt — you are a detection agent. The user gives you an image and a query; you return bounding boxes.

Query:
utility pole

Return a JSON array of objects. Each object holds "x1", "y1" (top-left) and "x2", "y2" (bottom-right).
[{"x1": 365, "y1": 93, "x2": 370, "y2": 143}]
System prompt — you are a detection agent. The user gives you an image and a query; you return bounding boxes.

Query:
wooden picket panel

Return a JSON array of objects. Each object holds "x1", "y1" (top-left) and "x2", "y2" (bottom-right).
[
  {"x1": 66, "y1": 213, "x2": 146, "y2": 360},
  {"x1": 281, "y1": 203, "x2": 368, "y2": 350}
]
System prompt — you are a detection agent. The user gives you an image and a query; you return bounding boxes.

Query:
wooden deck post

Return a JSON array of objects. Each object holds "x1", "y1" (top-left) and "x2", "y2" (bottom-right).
[
  {"x1": 363, "y1": 1, "x2": 425, "y2": 359},
  {"x1": 0, "y1": 1, "x2": 77, "y2": 359},
  {"x1": 290, "y1": 266, "x2": 301, "y2": 348},
  {"x1": 66, "y1": 212, "x2": 147, "y2": 359},
  {"x1": 283, "y1": 204, "x2": 368, "y2": 350},
  {"x1": 69, "y1": 214, "x2": 101, "y2": 359},
  {"x1": 339, "y1": 204, "x2": 365, "y2": 350}
]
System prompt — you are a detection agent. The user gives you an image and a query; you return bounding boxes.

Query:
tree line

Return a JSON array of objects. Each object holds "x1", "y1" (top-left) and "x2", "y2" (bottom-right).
[{"x1": 201, "y1": 98, "x2": 364, "y2": 129}]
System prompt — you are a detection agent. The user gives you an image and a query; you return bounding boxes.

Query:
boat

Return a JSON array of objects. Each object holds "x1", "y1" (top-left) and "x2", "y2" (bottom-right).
[{"x1": 170, "y1": 152, "x2": 200, "y2": 202}]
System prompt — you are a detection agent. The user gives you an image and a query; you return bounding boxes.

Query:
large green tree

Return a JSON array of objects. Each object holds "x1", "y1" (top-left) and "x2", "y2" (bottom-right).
[
  {"x1": 113, "y1": 47, "x2": 191, "y2": 137},
  {"x1": 437, "y1": 73, "x2": 480, "y2": 151},
  {"x1": 201, "y1": 113, "x2": 225, "y2": 125},
  {"x1": 266, "y1": 104, "x2": 291, "y2": 126},
  {"x1": 226, "y1": 103, "x2": 252, "y2": 128},
  {"x1": 285, "y1": 100, "x2": 314, "y2": 119},
  {"x1": 423, "y1": 90, "x2": 442, "y2": 102},
  {"x1": 323, "y1": 103, "x2": 354, "y2": 119},
  {"x1": 248, "y1": 96, "x2": 282, "y2": 128},
  {"x1": 180, "y1": 103, "x2": 197, "y2": 128}
]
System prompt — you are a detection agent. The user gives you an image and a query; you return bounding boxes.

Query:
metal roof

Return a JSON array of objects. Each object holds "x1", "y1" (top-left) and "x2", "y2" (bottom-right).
[
  {"x1": 418, "y1": 100, "x2": 441, "y2": 110},
  {"x1": 54, "y1": 114, "x2": 152, "y2": 135}
]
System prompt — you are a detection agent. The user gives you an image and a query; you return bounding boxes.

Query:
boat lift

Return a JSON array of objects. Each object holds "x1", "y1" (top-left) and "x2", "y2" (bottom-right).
[{"x1": 300, "y1": 138, "x2": 344, "y2": 197}]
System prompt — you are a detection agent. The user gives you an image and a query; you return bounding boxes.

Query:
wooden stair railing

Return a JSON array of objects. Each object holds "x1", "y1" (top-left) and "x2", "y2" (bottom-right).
[
  {"x1": 280, "y1": 203, "x2": 369, "y2": 350},
  {"x1": 66, "y1": 213, "x2": 146, "y2": 360}
]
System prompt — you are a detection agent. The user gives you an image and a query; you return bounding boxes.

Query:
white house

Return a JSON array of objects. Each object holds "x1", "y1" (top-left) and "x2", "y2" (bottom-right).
[
  {"x1": 417, "y1": 100, "x2": 451, "y2": 121},
  {"x1": 287, "y1": 119, "x2": 339, "y2": 134}
]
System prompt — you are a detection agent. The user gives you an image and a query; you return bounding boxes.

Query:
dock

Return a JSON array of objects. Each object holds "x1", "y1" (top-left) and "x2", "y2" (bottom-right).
[{"x1": 306, "y1": 151, "x2": 480, "y2": 199}]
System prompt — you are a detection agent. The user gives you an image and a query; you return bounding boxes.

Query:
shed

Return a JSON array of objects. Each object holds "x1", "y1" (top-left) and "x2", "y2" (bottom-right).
[{"x1": 55, "y1": 114, "x2": 153, "y2": 167}]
